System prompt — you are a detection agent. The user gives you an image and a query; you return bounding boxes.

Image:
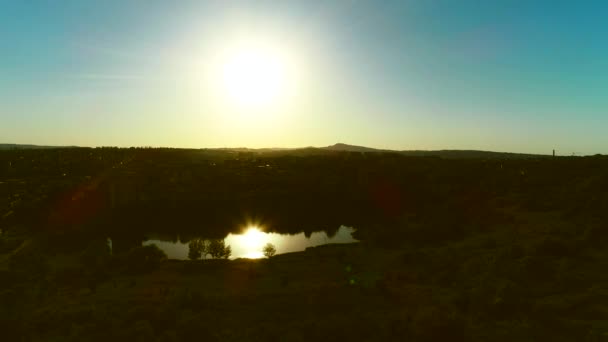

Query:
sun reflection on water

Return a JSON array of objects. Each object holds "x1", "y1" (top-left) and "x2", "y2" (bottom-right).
[{"x1": 144, "y1": 226, "x2": 358, "y2": 260}]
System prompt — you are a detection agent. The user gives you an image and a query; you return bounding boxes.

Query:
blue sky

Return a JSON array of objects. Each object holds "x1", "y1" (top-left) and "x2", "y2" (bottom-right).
[{"x1": 1, "y1": 0, "x2": 607, "y2": 154}]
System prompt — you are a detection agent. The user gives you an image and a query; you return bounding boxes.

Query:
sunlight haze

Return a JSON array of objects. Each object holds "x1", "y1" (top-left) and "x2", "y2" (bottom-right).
[{"x1": 1, "y1": 1, "x2": 607, "y2": 154}]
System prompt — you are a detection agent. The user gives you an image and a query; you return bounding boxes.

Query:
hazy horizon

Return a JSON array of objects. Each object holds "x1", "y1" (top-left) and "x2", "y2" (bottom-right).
[
  {"x1": 2, "y1": 1, "x2": 607, "y2": 155},
  {"x1": 0, "y1": 141, "x2": 565, "y2": 156}
]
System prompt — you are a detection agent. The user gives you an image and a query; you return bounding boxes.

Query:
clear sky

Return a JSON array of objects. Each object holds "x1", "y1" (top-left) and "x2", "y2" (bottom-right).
[{"x1": 1, "y1": 0, "x2": 607, "y2": 154}]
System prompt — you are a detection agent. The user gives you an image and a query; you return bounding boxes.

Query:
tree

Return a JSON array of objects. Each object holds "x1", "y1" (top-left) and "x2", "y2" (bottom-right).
[
  {"x1": 188, "y1": 239, "x2": 202, "y2": 260},
  {"x1": 222, "y1": 245, "x2": 232, "y2": 259},
  {"x1": 208, "y1": 239, "x2": 231, "y2": 259},
  {"x1": 200, "y1": 239, "x2": 210, "y2": 259},
  {"x1": 188, "y1": 239, "x2": 210, "y2": 260},
  {"x1": 263, "y1": 243, "x2": 276, "y2": 258}
]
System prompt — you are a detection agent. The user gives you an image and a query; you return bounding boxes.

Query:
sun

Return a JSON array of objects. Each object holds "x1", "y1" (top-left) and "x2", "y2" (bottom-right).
[
  {"x1": 193, "y1": 31, "x2": 305, "y2": 132},
  {"x1": 242, "y1": 226, "x2": 266, "y2": 248},
  {"x1": 221, "y1": 48, "x2": 288, "y2": 108},
  {"x1": 210, "y1": 40, "x2": 297, "y2": 113}
]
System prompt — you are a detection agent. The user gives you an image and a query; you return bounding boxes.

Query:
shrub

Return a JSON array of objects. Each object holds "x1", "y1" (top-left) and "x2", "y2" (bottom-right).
[{"x1": 124, "y1": 244, "x2": 167, "y2": 273}]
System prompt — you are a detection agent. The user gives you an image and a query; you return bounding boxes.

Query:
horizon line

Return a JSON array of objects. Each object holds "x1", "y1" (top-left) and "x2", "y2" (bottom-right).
[{"x1": 0, "y1": 142, "x2": 591, "y2": 157}]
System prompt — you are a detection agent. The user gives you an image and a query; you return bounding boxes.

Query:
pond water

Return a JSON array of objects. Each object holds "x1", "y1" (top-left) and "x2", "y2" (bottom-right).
[{"x1": 143, "y1": 225, "x2": 358, "y2": 260}]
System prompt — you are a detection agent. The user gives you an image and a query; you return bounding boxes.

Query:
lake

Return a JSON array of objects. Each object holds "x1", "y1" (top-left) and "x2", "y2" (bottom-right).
[{"x1": 143, "y1": 225, "x2": 358, "y2": 260}]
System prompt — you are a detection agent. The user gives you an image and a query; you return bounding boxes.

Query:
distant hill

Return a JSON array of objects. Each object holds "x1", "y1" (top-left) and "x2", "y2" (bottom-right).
[
  {"x1": 1, "y1": 142, "x2": 550, "y2": 159},
  {"x1": 0, "y1": 144, "x2": 77, "y2": 150},
  {"x1": 323, "y1": 143, "x2": 386, "y2": 153},
  {"x1": 322, "y1": 143, "x2": 549, "y2": 159}
]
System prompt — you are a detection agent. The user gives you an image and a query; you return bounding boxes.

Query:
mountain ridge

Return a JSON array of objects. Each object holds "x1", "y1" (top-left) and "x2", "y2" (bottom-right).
[{"x1": 322, "y1": 143, "x2": 550, "y2": 159}]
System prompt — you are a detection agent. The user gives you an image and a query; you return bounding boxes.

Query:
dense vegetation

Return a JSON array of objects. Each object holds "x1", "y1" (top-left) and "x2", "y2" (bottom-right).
[{"x1": 1, "y1": 148, "x2": 607, "y2": 340}]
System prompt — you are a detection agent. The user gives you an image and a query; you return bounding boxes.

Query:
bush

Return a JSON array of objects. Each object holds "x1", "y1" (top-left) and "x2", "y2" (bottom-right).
[{"x1": 123, "y1": 244, "x2": 167, "y2": 273}]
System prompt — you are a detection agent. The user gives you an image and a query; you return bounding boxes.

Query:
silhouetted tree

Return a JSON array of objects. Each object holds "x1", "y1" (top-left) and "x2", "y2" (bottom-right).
[
  {"x1": 200, "y1": 239, "x2": 210, "y2": 259},
  {"x1": 208, "y1": 239, "x2": 231, "y2": 259},
  {"x1": 188, "y1": 238, "x2": 210, "y2": 260},
  {"x1": 222, "y1": 245, "x2": 232, "y2": 259},
  {"x1": 188, "y1": 239, "x2": 202, "y2": 260},
  {"x1": 263, "y1": 243, "x2": 276, "y2": 258}
]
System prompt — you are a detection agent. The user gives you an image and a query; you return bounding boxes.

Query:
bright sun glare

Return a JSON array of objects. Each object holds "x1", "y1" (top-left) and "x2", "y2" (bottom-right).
[
  {"x1": 195, "y1": 29, "x2": 306, "y2": 132},
  {"x1": 242, "y1": 226, "x2": 266, "y2": 248},
  {"x1": 221, "y1": 48, "x2": 288, "y2": 107},
  {"x1": 207, "y1": 38, "x2": 298, "y2": 115}
]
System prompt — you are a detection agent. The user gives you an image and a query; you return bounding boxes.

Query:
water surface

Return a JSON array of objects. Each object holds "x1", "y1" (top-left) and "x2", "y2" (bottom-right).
[{"x1": 143, "y1": 225, "x2": 358, "y2": 260}]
